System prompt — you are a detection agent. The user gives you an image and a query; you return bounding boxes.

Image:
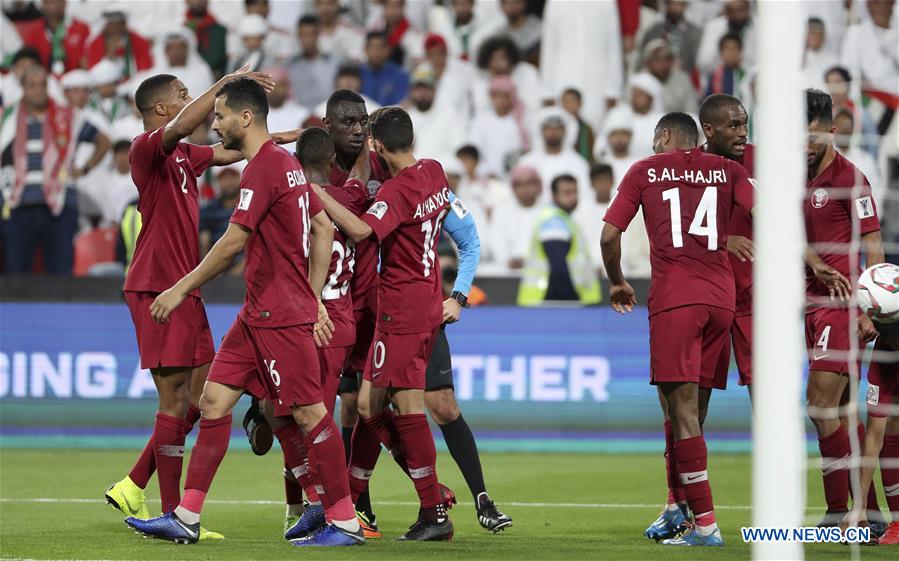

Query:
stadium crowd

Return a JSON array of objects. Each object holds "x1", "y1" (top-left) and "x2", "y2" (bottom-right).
[{"x1": 0, "y1": 0, "x2": 897, "y2": 286}]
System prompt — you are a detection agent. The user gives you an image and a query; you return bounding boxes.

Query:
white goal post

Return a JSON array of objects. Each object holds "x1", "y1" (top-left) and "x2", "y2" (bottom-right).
[{"x1": 752, "y1": 2, "x2": 807, "y2": 560}]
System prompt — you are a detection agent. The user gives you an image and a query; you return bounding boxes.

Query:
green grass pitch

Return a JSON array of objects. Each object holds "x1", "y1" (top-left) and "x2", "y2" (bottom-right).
[{"x1": 1, "y1": 449, "x2": 895, "y2": 560}]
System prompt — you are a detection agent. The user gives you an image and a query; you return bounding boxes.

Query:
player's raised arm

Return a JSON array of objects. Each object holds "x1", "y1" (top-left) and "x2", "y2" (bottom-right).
[
  {"x1": 312, "y1": 183, "x2": 374, "y2": 242},
  {"x1": 211, "y1": 128, "x2": 304, "y2": 166},
  {"x1": 348, "y1": 142, "x2": 372, "y2": 185},
  {"x1": 162, "y1": 64, "x2": 275, "y2": 154},
  {"x1": 150, "y1": 223, "x2": 251, "y2": 323}
]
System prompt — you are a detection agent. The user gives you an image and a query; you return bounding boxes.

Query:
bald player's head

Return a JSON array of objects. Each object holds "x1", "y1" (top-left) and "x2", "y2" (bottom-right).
[{"x1": 699, "y1": 93, "x2": 748, "y2": 160}]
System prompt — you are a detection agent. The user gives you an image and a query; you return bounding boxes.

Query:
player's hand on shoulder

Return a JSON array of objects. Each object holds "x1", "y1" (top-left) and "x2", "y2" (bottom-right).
[
  {"x1": 149, "y1": 287, "x2": 186, "y2": 324},
  {"x1": 225, "y1": 64, "x2": 275, "y2": 92},
  {"x1": 812, "y1": 262, "x2": 851, "y2": 301},
  {"x1": 313, "y1": 300, "x2": 334, "y2": 347},
  {"x1": 442, "y1": 297, "x2": 462, "y2": 324},
  {"x1": 609, "y1": 281, "x2": 637, "y2": 314},
  {"x1": 349, "y1": 142, "x2": 372, "y2": 183},
  {"x1": 726, "y1": 235, "x2": 754, "y2": 262}
]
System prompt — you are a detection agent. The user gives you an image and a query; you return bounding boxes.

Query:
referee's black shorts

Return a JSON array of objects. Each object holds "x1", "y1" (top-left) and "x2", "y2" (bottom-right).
[
  {"x1": 338, "y1": 326, "x2": 454, "y2": 393},
  {"x1": 424, "y1": 327, "x2": 454, "y2": 391}
]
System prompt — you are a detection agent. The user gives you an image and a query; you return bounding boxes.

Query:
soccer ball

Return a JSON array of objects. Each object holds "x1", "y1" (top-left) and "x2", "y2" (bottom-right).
[{"x1": 858, "y1": 263, "x2": 899, "y2": 324}]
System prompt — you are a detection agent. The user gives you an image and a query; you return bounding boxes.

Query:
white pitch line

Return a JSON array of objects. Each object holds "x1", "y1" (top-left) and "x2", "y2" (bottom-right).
[
  {"x1": 0, "y1": 497, "x2": 828, "y2": 511},
  {"x1": 1, "y1": 557, "x2": 142, "y2": 561}
]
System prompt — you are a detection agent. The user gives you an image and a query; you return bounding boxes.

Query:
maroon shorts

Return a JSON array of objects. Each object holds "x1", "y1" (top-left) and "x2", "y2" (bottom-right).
[
  {"x1": 363, "y1": 327, "x2": 439, "y2": 390},
  {"x1": 805, "y1": 307, "x2": 863, "y2": 376},
  {"x1": 649, "y1": 305, "x2": 734, "y2": 388},
  {"x1": 319, "y1": 345, "x2": 351, "y2": 416},
  {"x1": 866, "y1": 339, "x2": 899, "y2": 418},
  {"x1": 709, "y1": 313, "x2": 752, "y2": 389},
  {"x1": 346, "y1": 304, "x2": 377, "y2": 374},
  {"x1": 732, "y1": 314, "x2": 752, "y2": 386},
  {"x1": 207, "y1": 318, "x2": 321, "y2": 415},
  {"x1": 124, "y1": 291, "x2": 215, "y2": 370}
]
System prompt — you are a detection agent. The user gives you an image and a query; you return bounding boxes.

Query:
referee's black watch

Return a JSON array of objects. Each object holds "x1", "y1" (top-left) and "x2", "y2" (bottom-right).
[{"x1": 450, "y1": 291, "x2": 469, "y2": 308}]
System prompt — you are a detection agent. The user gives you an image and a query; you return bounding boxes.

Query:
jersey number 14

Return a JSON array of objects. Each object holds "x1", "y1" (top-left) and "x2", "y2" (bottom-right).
[{"x1": 661, "y1": 187, "x2": 718, "y2": 250}]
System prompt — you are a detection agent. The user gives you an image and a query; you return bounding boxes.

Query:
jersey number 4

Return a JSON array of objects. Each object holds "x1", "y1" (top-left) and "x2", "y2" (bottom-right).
[{"x1": 661, "y1": 187, "x2": 718, "y2": 250}]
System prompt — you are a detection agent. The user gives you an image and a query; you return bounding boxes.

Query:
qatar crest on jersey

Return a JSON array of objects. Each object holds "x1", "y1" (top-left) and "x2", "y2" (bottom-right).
[
  {"x1": 366, "y1": 180, "x2": 382, "y2": 198},
  {"x1": 811, "y1": 188, "x2": 829, "y2": 208}
]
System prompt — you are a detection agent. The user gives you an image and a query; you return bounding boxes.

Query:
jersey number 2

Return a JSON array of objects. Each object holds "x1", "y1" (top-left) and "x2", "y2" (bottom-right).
[{"x1": 661, "y1": 187, "x2": 718, "y2": 250}]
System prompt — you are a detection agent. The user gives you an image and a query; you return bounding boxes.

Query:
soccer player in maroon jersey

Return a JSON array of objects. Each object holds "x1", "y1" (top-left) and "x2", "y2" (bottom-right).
[
  {"x1": 104, "y1": 66, "x2": 278, "y2": 532},
  {"x1": 802, "y1": 88, "x2": 884, "y2": 529},
  {"x1": 312, "y1": 106, "x2": 454, "y2": 541},
  {"x1": 271, "y1": 126, "x2": 371, "y2": 541},
  {"x1": 643, "y1": 94, "x2": 758, "y2": 541},
  {"x1": 241, "y1": 91, "x2": 382, "y2": 533},
  {"x1": 601, "y1": 112, "x2": 755, "y2": 546},
  {"x1": 700, "y1": 94, "x2": 755, "y2": 395},
  {"x1": 324, "y1": 91, "x2": 392, "y2": 534},
  {"x1": 125, "y1": 78, "x2": 363, "y2": 547}
]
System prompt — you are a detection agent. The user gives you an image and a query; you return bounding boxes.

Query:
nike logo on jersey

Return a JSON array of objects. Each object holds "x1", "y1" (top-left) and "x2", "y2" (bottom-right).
[
  {"x1": 885, "y1": 483, "x2": 899, "y2": 497},
  {"x1": 372, "y1": 371, "x2": 382, "y2": 378},
  {"x1": 812, "y1": 353, "x2": 829, "y2": 361},
  {"x1": 178, "y1": 167, "x2": 187, "y2": 194},
  {"x1": 175, "y1": 156, "x2": 186, "y2": 163}
]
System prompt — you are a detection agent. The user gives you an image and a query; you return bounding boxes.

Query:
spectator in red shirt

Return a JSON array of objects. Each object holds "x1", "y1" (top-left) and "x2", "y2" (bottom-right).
[
  {"x1": 85, "y1": 11, "x2": 153, "y2": 80},
  {"x1": 17, "y1": 0, "x2": 90, "y2": 75}
]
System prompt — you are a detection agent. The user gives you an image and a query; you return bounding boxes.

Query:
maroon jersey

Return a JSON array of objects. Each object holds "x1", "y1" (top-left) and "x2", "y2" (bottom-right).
[
  {"x1": 125, "y1": 127, "x2": 214, "y2": 296},
  {"x1": 716, "y1": 144, "x2": 755, "y2": 316},
  {"x1": 804, "y1": 151, "x2": 880, "y2": 307},
  {"x1": 330, "y1": 151, "x2": 391, "y2": 310},
  {"x1": 604, "y1": 149, "x2": 755, "y2": 315},
  {"x1": 360, "y1": 159, "x2": 450, "y2": 334},
  {"x1": 321, "y1": 180, "x2": 368, "y2": 347},
  {"x1": 230, "y1": 141, "x2": 323, "y2": 328}
]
